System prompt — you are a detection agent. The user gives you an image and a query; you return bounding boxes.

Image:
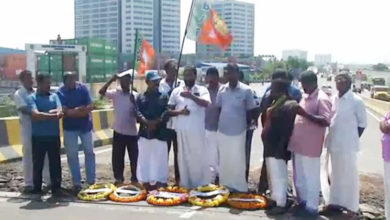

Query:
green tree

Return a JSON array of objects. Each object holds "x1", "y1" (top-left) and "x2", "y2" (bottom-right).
[{"x1": 372, "y1": 63, "x2": 389, "y2": 71}]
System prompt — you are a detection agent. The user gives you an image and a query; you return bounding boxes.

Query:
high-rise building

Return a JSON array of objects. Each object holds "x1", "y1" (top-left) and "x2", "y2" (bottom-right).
[
  {"x1": 314, "y1": 54, "x2": 332, "y2": 66},
  {"x1": 282, "y1": 50, "x2": 308, "y2": 61},
  {"x1": 197, "y1": 0, "x2": 255, "y2": 58},
  {"x1": 75, "y1": 0, "x2": 180, "y2": 56},
  {"x1": 121, "y1": 0, "x2": 180, "y2": 55},
  {"x1": 75, "y1": 0, "x2": 121, "y2": 50}
]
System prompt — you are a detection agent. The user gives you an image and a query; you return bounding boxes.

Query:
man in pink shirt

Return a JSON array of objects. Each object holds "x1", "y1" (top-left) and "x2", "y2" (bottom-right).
[
  {"x1": 288, "y1": 71, "x2": 332, "y2": 217},
  {"x1": 380, "y1": 112, "x2": 390, "y2": 219}
]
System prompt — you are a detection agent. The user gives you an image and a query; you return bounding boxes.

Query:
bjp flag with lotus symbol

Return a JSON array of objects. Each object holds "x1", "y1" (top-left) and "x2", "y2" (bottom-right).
[
  {"x1": 199, "y1": 8, "x2": 233, "y2": 50},
  {"x1": 134, "y1": 30, "x2": 156, "y2": 75}
]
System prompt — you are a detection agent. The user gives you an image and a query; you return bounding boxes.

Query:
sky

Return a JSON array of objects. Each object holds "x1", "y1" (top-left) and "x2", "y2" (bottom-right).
[{"x1": 1, "y1": 0, "x2": 390, "y2": 64}]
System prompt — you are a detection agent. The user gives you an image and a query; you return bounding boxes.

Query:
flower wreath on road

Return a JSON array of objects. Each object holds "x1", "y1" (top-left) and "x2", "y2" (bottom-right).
[
  {"x1": 147, "y1": 185, "x2": 189, "y2": 206},
  {"x1": 188, "y1": 184, "x2": 230, "y2": 207}
]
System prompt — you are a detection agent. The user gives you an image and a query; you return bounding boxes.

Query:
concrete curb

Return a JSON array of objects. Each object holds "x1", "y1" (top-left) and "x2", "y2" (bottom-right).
[
  {"x1": 361, "y1": 96, "x2": 388, "y2": 117},
  {"x1": 0, "y1": 129, "x2": 113, "y2": 163},
  {"x1": 0, "y1": 109, "x2": 114, "y2": 163}
]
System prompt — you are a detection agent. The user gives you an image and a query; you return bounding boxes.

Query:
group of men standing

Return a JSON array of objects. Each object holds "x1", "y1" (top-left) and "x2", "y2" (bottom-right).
[
  {"x1": 14, "y1": 70, "x2": 95, "y2": 196},
  {"x1": 14, "y1": 59, "x2": 370, "y2": 218}
]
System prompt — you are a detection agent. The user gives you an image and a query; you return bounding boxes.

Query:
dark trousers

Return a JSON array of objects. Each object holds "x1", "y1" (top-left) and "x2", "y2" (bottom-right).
[
  {"x1": 258, "y1": 160, "x2": 268, "y2": 193},
  {"x1": 32, "y1": 136, "x2": 62, "y2": 192},
  {"x1": 167, "y1": 129, "x2": 180, "y2": 183},
  {"x1": 112, "y1": 131, "x2": 138, "y2": 182},
  {"x1": 245, "y1": 129, "x2": 254, "y2": 182}
]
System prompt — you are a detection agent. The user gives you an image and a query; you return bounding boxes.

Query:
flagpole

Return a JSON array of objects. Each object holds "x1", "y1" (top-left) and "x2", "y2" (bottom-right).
[
  {"x1": 131, "y1": 29, "x2": 139, "y2": 92},
  {"x1": 175, "y1": 0, "x2": 196, "y2": 86}
]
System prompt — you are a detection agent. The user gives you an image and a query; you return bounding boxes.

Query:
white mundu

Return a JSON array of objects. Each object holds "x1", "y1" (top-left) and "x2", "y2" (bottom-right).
[
  {"x1": 14, "y1": 87, "x2": 50, "y2": 187},
  {"x1": 168, "y1": 84, "x2": 211, "y2": 189}
]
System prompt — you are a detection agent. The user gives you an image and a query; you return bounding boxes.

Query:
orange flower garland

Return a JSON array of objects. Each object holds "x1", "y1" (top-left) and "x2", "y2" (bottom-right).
[
  {"x1": 227, "y1": 193, "x2": 268, "y2": 210},
  {"x1": 109, "y1": 184, "x2": 147, "y2": 203}
]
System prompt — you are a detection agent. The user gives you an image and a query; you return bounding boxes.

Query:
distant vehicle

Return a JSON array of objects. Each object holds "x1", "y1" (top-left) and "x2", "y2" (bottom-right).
[
  {"x1": 372, "y1": 77, "x2": 386, "y2": 86},
  {"x1": 353, "y1": 79, "x2": 362, "y2": 93},
  {"x1": 321, "y1": 85, "x2": 333, "y2": 97},
  {"x1": 371, "y1": 85, "x2": 390, "y2": 101},
  {"x1": 361, "y1": 81, "x2": 372, "y2": 91}
]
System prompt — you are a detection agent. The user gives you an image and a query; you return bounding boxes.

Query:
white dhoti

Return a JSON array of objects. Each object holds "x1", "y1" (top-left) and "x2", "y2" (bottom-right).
[
  {"x1": 137, "y1": 137, "x2": 168, "y2": 183},
  {"x1": 384, "y1": 161, "x2": 390, "y2": 219},
  {"x1": 293, "y1": 153, "x2": 321, "y2": 212},
  {"x1": 21, "y1": 126, "x2": 51, "y2": 187},
  {"x1": 266, "y1": 157, "x2": 288, "y2": 207},
  {"x1": 205, "y1": 130, "x2": 219, "y2": 182},
  {"x1": 176, "y1": 130, "x2": 210, "y2": 188},
  {"x1": 218, "y1": 131, "x2": 247, "y2": 192},
  {"x1": 328, "y1": 151, "x2": 359, "y2": 212}
]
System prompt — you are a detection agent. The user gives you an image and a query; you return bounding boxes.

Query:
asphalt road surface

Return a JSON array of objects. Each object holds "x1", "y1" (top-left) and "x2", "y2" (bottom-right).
[{"x1": 0, "y1": 81, "x2": 384, "y2": 219}]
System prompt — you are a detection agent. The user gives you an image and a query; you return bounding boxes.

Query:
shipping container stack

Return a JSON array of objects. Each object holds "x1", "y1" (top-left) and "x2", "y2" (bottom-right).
[
  {"x1": 0, "y1": 54, "x2": 26, "y2": 80},
  {"x1": 40, "y1": 37, "x2": 118, "y2": 83}
]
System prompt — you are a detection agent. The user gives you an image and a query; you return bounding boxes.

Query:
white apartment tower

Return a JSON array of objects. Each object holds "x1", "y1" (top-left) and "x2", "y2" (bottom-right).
[
  {"x1": 75, "y1": 0, "x2": 180, "y2": 55},
  {"x1": 75, "y1": 0, "x2": 121, "y2": 49},
  {"x1": 282, "y1": 50, "x2": 308, "y2": 61},
  {"x1": 121, "y1": 0, "x2": 180, "y2": 55},
  {"x1": 197, "y1": 0, "x2": 255, "y2": 57}
]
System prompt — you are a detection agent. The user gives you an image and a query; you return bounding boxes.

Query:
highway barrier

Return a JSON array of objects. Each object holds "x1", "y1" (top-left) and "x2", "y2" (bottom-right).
[
  {"x1": 0, "y1": 109, "x2": 114, "y2": 163},
  {"x1": 361, "y1": 96, "x2": 390, "y2": 117}
]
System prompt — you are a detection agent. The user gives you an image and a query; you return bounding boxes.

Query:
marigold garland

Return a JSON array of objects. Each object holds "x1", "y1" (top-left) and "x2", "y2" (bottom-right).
[
  {"x1": 227, "y1": 193, "x2": 268, "y2": 210},
  {"x1": 78, "y1": 183, "x2": 116, "y2": 201},
  {"x1": 109, "y1": 184, "x2": 147, "y2": 203},
  {"x1": 188, "y1": 184, "x2": 230, "y2": 207},
  {"x1": 147, "y1": 185, "x2": 188, "y2": 206}
]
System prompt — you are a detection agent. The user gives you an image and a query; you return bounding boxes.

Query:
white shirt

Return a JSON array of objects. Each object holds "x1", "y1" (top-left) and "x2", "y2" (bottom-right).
[
  {"x1": 106, "y1": 89, "x2": 138, "y2": 136},
  {"x1": 14, "y1": 87, "x2": 34, "y2": 133},
  {"x1": 168, "y1": 84, "x2": 211, "y2": 131},
  {"x1": 159, "y1": 78, "x2": 184, "y2": 96},
  {"x1": 325, "y1": 90, "x2": 367, "y2": 152},
  {"x1": 159, "y1": 78, "x2": 184, "y2": 129}
]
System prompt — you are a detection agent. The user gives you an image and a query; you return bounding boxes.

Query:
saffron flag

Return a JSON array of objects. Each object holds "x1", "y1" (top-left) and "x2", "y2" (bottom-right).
[
  {"x1": 199, "y1": 8, "x2": 233, "y2": 50},
  {"x1": 187, "y1": 0, "x2": 213, "y2": 40},
  {"x1": 134, "y1": 31, "x2": 155, "y2": 75}
]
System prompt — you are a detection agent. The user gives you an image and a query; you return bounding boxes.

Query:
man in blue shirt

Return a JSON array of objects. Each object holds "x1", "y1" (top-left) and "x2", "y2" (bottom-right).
[
  {"x1": 27, "y1": 74, "x2": 64, "y2": 195},
  {"x1": 57, "y1": 72, "x2": 95, "y2": 193}
]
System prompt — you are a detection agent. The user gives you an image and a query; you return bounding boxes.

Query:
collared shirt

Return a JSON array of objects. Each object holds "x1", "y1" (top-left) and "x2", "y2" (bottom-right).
[
  {"x1": 14, "y1": 87, "x2": 34, "y2": 131},
  {"x1": 289, "y1": 89, "x2": 332, "y2": 157},
  {"x1": 57, "y1": 83, "x2": 93, "y2": 132},
  {"x1": 136, "y1": 90, "x2": 170, "y2": 141},
  {"x1": 106, "y1": 89, "x2": 138, "y2": 136},
  {"x1": 381, "y1": 112, "x2": 390, "y2": 162},
  {"x1": 168, "y1": 84, "x2": 210, "y2": 131},
  {"x1": 216, "y1": 82, "x2": 257, "y2": 136},
  {"x1": 205, "y1": 86, "x2": 220, "y2": 131},
  {"x1": 159, "y1": 78, "x2": 184, "y2": 96},
  {"x1": 325, "y1": 90, "x2": 367, "y2": 152},
  {"x1": 159, "y1": 77, "x2": 184, "y2": 129},
  {"x1": 27, "y1": 92, "x2": 62, "y2": 137}
]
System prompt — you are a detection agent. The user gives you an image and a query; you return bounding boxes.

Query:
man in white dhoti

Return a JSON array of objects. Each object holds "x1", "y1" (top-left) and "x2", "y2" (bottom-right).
[
  {"x1": 13, "y1": 70, "x2": 50, "y2": 193},
  {"x1": 168, "y1": 66, "x2": 211, "y2": 189},
  {"x1": 288, "y1": 71, "x2": 332, "y2": 217},
  {"x1": 216, "y1": 63, "x2": 257, "y2": 193},
  {"x1": 321, "y1": 73, "x2": 367, "y2": 218},
  {"x1": 136, "y1": 72, "x2": 170, "y2": 189},
  {"x1": 204, "y1": 67, "x2": 221, "y2": 184}
]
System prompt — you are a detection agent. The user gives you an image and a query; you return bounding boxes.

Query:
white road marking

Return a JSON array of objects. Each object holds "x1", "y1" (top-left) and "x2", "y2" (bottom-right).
[
  {"x1": 179, "y1": 211, "x2": 196, "y2": 218},
  {"x1": 60, "y1": 147, "x2": 112, "y2": 162},
  {"x1": 367, "y1": 109, "x2": 381, "y2": 122}
]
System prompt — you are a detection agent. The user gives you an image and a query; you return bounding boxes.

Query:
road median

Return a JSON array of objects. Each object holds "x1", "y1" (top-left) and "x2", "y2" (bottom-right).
[
  {"x1": 0, "y1": 109, "x2": 114, "y2": 163},
  {"x1": 361, "y1": 95, "x2": 389, "y2": 117}
]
